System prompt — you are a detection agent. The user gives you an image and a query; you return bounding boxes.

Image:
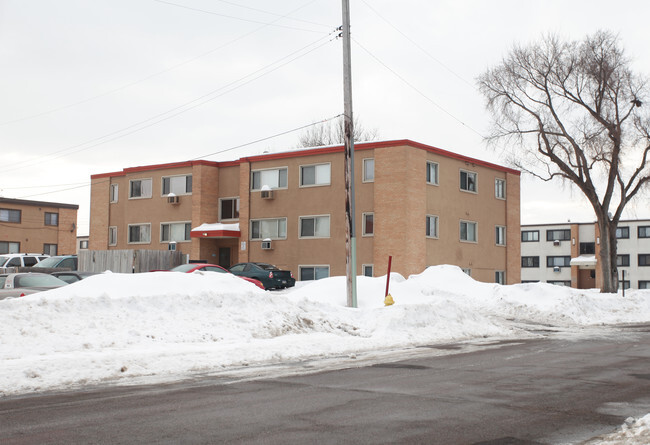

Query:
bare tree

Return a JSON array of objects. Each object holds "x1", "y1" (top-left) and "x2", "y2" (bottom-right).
[
  {"x1": 298, "y1": 116, "x2": 379, "y2": 148},
  {"x1": 479, "y1": 31, "x2": 650, "y2": 293}
]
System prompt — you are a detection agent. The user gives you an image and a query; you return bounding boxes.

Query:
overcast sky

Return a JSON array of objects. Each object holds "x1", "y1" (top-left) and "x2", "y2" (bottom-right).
[{"x1": 1, "y1": 0, "x2": 650, "y2": 236}]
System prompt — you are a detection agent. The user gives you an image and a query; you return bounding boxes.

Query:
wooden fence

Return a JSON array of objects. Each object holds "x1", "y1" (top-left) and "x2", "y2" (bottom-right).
[{"x1": 78, "y1": 250, "x2": 185, "y2": 273}]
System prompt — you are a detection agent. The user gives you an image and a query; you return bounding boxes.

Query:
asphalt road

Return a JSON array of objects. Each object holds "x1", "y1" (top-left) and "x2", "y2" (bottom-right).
[{"x1": 2, "y1": 326, "x2": 650, "y2": 444}]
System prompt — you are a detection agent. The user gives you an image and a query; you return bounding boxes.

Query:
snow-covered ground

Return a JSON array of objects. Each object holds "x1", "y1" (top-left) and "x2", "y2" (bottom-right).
[{"x1": 2, "y1": 265, "x2": 650, "y2": 442}]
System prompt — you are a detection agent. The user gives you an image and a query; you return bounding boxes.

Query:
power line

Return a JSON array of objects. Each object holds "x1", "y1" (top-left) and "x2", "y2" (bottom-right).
[
  {"x1": 0, "y1": 0, "x2": 330, "y2": 127},
  {"x1": 0, "y1": 31, "x2": 338, "y2": 174},
  {"x1": 153, "y1": 0, "x2": 326, "y2": 33},
  {"x1": 352, "y1": 37, "x2": 484, "y2": 139},
  {"x1": 359, "y1": 0, "x2": 474, "y2": 88},
  {"x1": 12, "y1": 115, "x2": 342, "y2": 199}
]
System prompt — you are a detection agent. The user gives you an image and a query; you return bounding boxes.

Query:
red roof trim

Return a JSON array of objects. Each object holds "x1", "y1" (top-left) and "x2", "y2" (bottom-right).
[
  {"x1": 190, "y1": 229, "x2": 241, "y2": 238},
  {"x1": 91, "y1": 140, "x2": 519, "y2": 178}
]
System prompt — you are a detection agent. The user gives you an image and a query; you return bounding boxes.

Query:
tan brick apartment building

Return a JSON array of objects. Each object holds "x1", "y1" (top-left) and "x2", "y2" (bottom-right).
[
  {"x1": 0, "y1": 197, "x2": 79, "y2": 255},
  {"x1": 89, "y1": 140, "x2": 521, "y2": 283}
]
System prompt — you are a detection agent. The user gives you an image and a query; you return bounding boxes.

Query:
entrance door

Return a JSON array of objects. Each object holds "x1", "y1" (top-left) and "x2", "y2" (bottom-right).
[{"x1": 218, "y1": 247, "x2": 231, "y2": 269}]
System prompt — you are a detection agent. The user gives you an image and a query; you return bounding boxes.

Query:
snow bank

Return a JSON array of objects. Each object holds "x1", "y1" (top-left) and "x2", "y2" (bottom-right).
[{"x1": 1, "y1": 265, "x2": 650, "y2": 396}]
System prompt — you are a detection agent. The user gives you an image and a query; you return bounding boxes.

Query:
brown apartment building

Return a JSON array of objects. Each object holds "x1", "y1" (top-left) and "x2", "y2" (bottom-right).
[
  {"x1": 0, "y1": 197, "x2": 79, "y2": 255},
  {"x1": 89, "y1": 140, "x2": 521, "y2": 283}
]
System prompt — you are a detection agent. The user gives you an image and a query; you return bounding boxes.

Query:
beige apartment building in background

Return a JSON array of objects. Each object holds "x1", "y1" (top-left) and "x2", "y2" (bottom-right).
[
  {"x1": 89, "y1": 140, "x2": 521, "y2": 283},
  {"x1": 0, "y1": 197, "x2": 79, "y2": 255}
]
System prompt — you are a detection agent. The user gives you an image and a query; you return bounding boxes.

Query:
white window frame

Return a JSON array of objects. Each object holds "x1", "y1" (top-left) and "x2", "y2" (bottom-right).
[
  {"x1": 219, "y1": 197, "x2": 240, "y2": 221},
  {"x1": 362, "y1": 158, "x2": 375, "y2": 183},
  {"x1": 299, "y1": 265, "x2": 330, "y2": 281},
  {"x1": 460, "y1": 220, "x2": 478, "y2": 243},
  {"x1": 109, "y1": 183, "x2": 119, "y2": 203},
  {"x1": 299, "y1": 215, "x2": 331, "y2": 239},
  {"x1": 251, "y1": 167, "x2": 288, "y2": 191},
  {"x1": 426, "y1": 161, "x2": 439, "y2": 186},
  {"x1": 495, "y1": 178, "x2": 506, "y2": 200},
  {"x1": 426, "y1": 215, "x2": 439, "y2": 238},
  {"x1": 362, "y1": 264, "x2": 373, "y2": 277},
  {"x1": 108, "y1": 226, "x2": 118, "y2": 246},
  {"x1": 160, "y1": 221, "x2": 192, "y2": 243},
  {"x1": 127, "y1": 223, "x2": 151, "y2": 244},
  {"x1": 161, "y1": 174, "x2": 192, "y2": 196},
  {"x1": 496, "y1": 225, "x2": 506, "y2": 246},
  {"x1": 128, "y1": 178, "x2": 153, "y2": 199},
  {"x1": 460, "y1": 169, "x2": 477, "y2": 193},
  {"x1": 250, "y1": 218, "x2": 287, "y2": 240},
  {"x1": 362, "y1": 212, "x2": 374, "y2": 236},
  {"x1": 495, "y1": 271, "x2": 505, "y2": 285},
  {"x1": 299, "y1": 163, "x2": 331, "y2": 187}
]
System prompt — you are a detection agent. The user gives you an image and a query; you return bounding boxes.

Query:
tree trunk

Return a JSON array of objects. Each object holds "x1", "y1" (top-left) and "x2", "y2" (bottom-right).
[{"x1": 598, "y1": 218, "x2": 619, "y2": 293}]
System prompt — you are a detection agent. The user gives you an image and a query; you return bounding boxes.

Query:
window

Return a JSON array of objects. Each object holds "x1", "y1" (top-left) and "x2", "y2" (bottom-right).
[
  {"x1": 110, "y1": 184, "x2": 118, "y2": 203},
  {"x1": 129, "y1": 179, "x2": 152, "y2": 199},
  {"x1": 0, "y1": 241, "x2": 20, "y2": 254},
  {"x1": 300, "y1": 163, "x2": 330, "y2": 187},
  {"x1": 547, "y1": 281, "x2": 571, "y2": 287},
  {"x1": 0, "y1": 208, "x2": 21, "y2": 223},
  {"x1": 299, "y1": 215, "x2": 330, "y2": 238},
  {"x1": 495, "y1": 178, "x2": 506, "y2": 199},
  {"x1": 426, "y1": 161, "x2": 439, "y2": 185},
  {"x1": 616, "y1": 226, "x2": 630, "y2": 239},
  {"x1": 639, "y1": 226, "x2": 650, "y2": 238},
  {"x1": 460, "y1": 220, "x2": 477, "y2": 242},
  {"x1": 161, "y1": 222, "x2": 191, "y2": 242},
  {"x1": 521, "y1": 256, "x2": 539, "y2": 268},
  {"x1": 251, "y1": 168, "x2": 288, "y2": 190},
  {"x1": 639, "y1": 281, "x2": 650, "y2": 289},
  {"x1": 547, "y1": 256, "x2": 571, "y2": 267},
  {"x1": 363, "y1": 158, "x2": 374, "y2": 182},
  {"x1": 521, "y1": 230, "x2": 539, "y2": 242},
  {"x1": 363, "y1": 213, "x2": 374, "y2": 236},
  {"x1": 220, "y1": 198, "x2": 240, "y2": 221},
  {"x1": 461, "y1": 268, "x2": 471, "y2": 276},
  {"x1": 546, "y1": 229, "x2": 571, "y2": 241},
  {"x1": 162, "y1": 175, "x2": 192, "y2": 196},
  {"x1": 639, "y1": 254, "x2": 650, "y2": 267},
  {"x1": 128, "y1": 224, "x2": 151, "y2": 244},
  {"x1": 616, "y1": 254, "x2": 630, "y2": 267},
  {"x1": 43, "y1": 244, "x2": 58, "y2": 256},
  {"x1": 496, "y1": 226, "x2": 506, "y2": 246},
  {"x1": 460, "y1": 170, "x2": 477, "y2": 192},
  {"x1": 362, "y1": 265, "x2": 373, "y2": 277},
  {"x1": 108, "y1": 226, "x2": 117, "y2": 246},
  {"x1": 362, "y1": 213, "x2": 375, "y2": 236},
  {"x1": 426, "y1": 215, "x2": 438, "y2": 238},
  {"x1": 44, "y1": 212, "x2": 59, "y2": 226},
  {"x1": 250, "y1": 218, "x2": 287, "y2": 240},
  {"x1": 580, "y1": 242, "x2": 595, "y2": 254},
  {"x1": 79, "y1": 240, "x2": 89, "y2": 249},
  {"x1": 495, "y1": 271, "x2": 505, "y2": 285},
  {"x1": 299, "y1": 265, "x2": 329, "y2": 281},
  {"x1": 619, "y1": 280, "x2": 631, "y2": 290}
]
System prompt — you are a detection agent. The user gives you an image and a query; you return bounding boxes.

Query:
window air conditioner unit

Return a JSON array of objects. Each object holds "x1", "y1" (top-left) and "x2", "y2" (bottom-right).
[
  {"x1": 553, "y1": 266, "x2": 561, "y2": 272},
  {"x1": 167, "y1": 195, "x2": 179, "y2": 204},
  {"x1": 261, "y1": 190, "x2": 274, "y2": 200},
  {"x1": 553, "y1": 239, "x2": 560, "y2": 246},
  {"x1": 168, "y1": 241, "x2": 177, "y2": 251},
  {"x1": 261, "y1": 240, "x2": 272, "y2": 250}
]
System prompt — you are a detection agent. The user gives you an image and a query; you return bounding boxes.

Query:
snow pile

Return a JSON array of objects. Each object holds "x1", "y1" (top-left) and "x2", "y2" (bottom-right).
[
  {"x1": 586, "y1": 414, "x2": 650, "y2": 444},
  {"x1": 1, "y1": 265, "x2": 650, "y2": 396}
]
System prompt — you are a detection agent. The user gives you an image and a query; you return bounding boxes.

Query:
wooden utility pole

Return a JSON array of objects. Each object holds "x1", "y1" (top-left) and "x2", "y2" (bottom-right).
[{"x1": 341, "y1": 0, "x2": 357, "y2": 308}]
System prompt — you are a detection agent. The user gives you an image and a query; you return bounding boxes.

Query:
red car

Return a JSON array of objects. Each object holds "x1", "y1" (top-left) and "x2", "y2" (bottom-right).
[{"x1": 169, "y1": 263, "x2": 265, "y2": 290}]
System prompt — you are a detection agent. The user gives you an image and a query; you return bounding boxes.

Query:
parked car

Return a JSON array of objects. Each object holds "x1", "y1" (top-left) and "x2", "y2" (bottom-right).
[
  {"x1": 0, "y1": 272, "x2": 68, "y2": 300},
  {"x1": 229, "y1": 262, "x2": 295, "y2": 290},
  {"x1": 169, "y1": 263, "x2": 265, "y2": 290},
  {"x1": 50, "y1": 271, "x2": 98, "y2": 284},
  {"x1": 0, "y1": 253, "x2": 49, "y2": 269},
  {"x1": 33, "y1": 255, "x2": 78, "y2": 270}
]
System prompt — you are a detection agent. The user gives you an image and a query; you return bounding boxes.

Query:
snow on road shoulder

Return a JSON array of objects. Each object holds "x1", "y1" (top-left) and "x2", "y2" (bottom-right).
[{"x1": 1, "y1": 265, "x2": 650, "y2": 396}]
